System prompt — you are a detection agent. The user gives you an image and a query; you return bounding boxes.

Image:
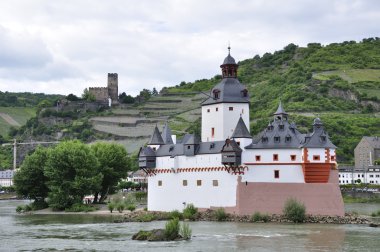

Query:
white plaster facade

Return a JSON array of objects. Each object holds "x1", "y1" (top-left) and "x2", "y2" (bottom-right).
[
  {"x1": 201, "y1": 103, "x2": 249, "y2": 142},
  {"x1": 148, "y1": 171, "x2": 237, "y2": 211}
]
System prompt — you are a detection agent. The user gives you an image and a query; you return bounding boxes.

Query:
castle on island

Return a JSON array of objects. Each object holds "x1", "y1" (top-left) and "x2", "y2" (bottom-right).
[{"x1": 138, "y1": 48, "x2": 344, "y2": 216}]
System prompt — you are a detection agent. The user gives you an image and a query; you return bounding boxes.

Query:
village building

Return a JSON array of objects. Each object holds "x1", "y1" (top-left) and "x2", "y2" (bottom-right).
[
  {"x1": 338, "y1": 136, "x2": 380, "y2": 185},
  {"x1": 138, "y1": 48, "x2": 344, "y2": 216},
  {"x1": 0, "y1": 169, "x2": 14, "y2": 187}
]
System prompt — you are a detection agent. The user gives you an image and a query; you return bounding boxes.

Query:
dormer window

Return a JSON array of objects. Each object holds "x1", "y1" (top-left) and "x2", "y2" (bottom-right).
[
  {"x1": 213, "y1": 89, "x2": 220, "y2": 99},
  {"x1": 210, "y1": 143, "x2": 215, "y2": 149},
  {"x1": 169, "y1": 146, "x2": 174, "y2": 152},
  {"x1": 241, "y1": 89, "x2": 248, "y2": 97},
  {"x1": 274, "y1": 136, "x2": 280, "y2": 143},
  {"x1": 285, "y1": 136, "x2": 291, "y2": 142},
  {"x1": 262, "y1": 136, "x2": 268, "y2": 143},
  {"x1": 279, "y1": 124, "x2": 284, "y2": 130},
  {"x1": 320, "y1": 135, "x2": 326, "y2": 142}
]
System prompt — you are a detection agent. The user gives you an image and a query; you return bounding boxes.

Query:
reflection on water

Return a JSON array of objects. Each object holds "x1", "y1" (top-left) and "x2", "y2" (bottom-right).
[{"x1": 1, "y1": 200, "x2": 380, "y2": 251}]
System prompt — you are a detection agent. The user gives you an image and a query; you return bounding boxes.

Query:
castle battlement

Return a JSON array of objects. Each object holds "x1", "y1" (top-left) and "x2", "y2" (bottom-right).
[{"x1": 87, "y1": 74, "x2": 119, "y2": 105}]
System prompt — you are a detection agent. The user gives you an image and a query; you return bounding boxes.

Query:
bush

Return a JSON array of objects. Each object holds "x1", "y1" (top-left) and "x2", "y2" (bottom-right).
[
  {"x1": 283, "y1": 198, "x2": 306, "y2": 223},
  {"x1": 183, "y1": 204, "x2": 198, "y2": 220},
  {"x1": 116, "y1": 202, "x2": 125, "y2": 213},
  {"x1": 371, "y1": 210, "x2": 380, "y2": 217},
  {"x1": 251, "y1": 212, "x2": 270, "y2": 223},
  {"x1": 136, "y1": 213, "x2": 156, "y2": 222},
  {"x1": 16, "y1": 205, "x2": 24, "y2": 213},
  {"x1": 214, "y1": 208, "x2": 227, "y2": 221},
  {"x1": 251, "y1": 212, "x2": 262, "y2": 222},
  {"x1": 65, "y1": 203, "x2": 97, "y2": 212},
  {"x1": 24, "y1": 204, "x2": 32, "y2": 212},
  {"x1": 108, "y1": 202, "x2": 115, "y2": 213},
  {"x1": 31, "y1": 201, "x2": 48, "y2": 211},
  {"x1": 169, "y1": 210, "x2": 183, "y2": 220},
  {"x1": 179, "y1": 222, "x2": 192, "y2": 240},
  {"x1": 164, "y1": 218, "x2": 180, "y2": 240},
  {"x1": 127, "y1": 204, "x2": 136, "y2": 212}
]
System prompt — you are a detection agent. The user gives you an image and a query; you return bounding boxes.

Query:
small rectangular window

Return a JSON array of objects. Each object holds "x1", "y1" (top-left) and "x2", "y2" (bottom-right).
[
  {"x1": 183, "y1": 180, "x2": 187, "y2": 186},
  {"x1": 229, "y1": 107, "x2": 233, "y2": 111},
  {"x1": 331, "y1": 155, "x2": 335, "y2": 161},
  {"x1": 255, "y1": 155, "x2": 261, "y2": 161},
  {"x1": 158, "y1": 180, "x2": 162, "y2": 186},
  {"x1": 237, "y1": 141, "x2": 240, "y2": 146},
  {"x1": 313, "y1": 155, "x2": 320, "y2": 161},
  {"x1": 211, "y1": 127, "x2": 215, "y2": 138},
  {"x1": 197, "y1": 180, "x2": 202, "y2": 186},
  {"x1": 187, "y1": 145, "x2": 191, "y2": 149},
  {"x1": 242, "y1": 109, "x2": 244, "y2": 114},
  {"x1": 273, "y1": 154, "x2": 278, "y2": 161},
  {"x1": 207, "y1": 109, "x2": 210, "y2": 113},
  {"x1": 274, "y1": 170, "x2": 280, "y2": 179},
  {"x1": 290, "y1": 155, "x2": 296, "y2": 161},
  {"x1": 216, "y1": 107, "x2": 218, "y2": 112},
  {"x1": 213, "y1": 180, "x2": 218, "y2": 187}
]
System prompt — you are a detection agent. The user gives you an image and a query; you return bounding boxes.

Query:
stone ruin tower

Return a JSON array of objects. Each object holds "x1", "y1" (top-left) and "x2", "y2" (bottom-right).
[{"x1": 107, "y1": 73, "x2": 119, "y2": 105}]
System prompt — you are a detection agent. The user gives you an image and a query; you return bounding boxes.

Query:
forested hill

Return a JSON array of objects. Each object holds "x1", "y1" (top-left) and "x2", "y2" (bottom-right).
[{"x1": 164, "y1": 38, "x2": 380, "y2": 163}]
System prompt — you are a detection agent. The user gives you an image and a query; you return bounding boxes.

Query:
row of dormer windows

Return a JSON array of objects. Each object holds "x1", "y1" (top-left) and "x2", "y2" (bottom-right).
[{"x1": 253, "y1": 154, "x2": 335, "y2": 162}]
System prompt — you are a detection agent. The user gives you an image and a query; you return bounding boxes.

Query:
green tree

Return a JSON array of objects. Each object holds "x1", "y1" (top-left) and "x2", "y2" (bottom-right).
[
  {"x1": 44, "y1": 141, "x2": 102, "y2": 210},
  {"x1": 82, "y1": 88, "x2": 96, "y2": 102},
  {"x1": 13, "y1": 147, "x2": 50, "y2": 203},
  {"x1": 66, "y1": 93, "x2": 80, "y2": 101},
  {"x1": 91, "y1": 142, "x2": 130, "y2": 203}
]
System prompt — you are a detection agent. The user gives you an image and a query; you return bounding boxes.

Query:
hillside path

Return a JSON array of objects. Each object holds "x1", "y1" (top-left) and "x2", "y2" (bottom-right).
[{"x1": 0, "y1": 113, "x2": 20, "y2": 126}]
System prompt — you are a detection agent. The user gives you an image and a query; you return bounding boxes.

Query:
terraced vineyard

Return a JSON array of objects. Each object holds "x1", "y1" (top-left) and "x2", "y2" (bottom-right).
[
  {"x1": 0, "y1": 107, "x2": 36, "y2": 136},
  {"x1": 90, "y1": 92, "x2": 205, "y2": 153}
]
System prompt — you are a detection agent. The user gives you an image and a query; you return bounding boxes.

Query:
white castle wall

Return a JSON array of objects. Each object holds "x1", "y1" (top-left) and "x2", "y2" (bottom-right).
[
  {"x1": 201, "y1": 103, "x2": 249, "y2": 142},
  {"x1": 156, "y1": 154, "x2": 222, "y2": 169},
  {"x1": 305, "y1": 148, "x2": 327, "y2": 162},
  {"x1": 148, "y1": 171, "x2": 237, "y2": 211},
  {"x1": 242, "y1": 149, "x2": 303, "y2": 163}
]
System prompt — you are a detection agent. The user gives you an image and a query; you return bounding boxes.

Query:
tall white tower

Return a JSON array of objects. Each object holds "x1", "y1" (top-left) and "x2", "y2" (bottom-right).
[{"x1": 201, "y1": 47, "x2": 250, "y2": 142}]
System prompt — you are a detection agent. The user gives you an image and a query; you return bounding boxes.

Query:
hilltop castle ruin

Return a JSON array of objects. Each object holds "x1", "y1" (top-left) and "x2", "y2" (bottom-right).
[{"x1": 89, "y1": 73, "x2": 119, "y2": 105}]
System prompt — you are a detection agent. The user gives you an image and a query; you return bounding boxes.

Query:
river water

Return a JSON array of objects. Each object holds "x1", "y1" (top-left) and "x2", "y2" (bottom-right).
[{"x1": 1, "y1": 200, "x2": 380, "y2": 251}]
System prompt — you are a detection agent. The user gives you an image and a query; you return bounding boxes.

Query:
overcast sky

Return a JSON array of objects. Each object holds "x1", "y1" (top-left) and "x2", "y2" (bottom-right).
[{"x1": 0, "y1": 0, "x2": 379, "y2": 96}]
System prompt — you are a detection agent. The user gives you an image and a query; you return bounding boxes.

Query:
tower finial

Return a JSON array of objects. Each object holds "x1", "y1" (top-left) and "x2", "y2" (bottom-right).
[{"x1": 228, "y1": 41, "x2": 231, "y2": 55}]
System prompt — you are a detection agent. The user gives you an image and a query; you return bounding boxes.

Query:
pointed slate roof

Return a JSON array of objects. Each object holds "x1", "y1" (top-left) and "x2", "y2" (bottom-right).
[
  {"x1": 274, "y1": 101, "x2": 288, "y2": 115},
  {"x1": 201, "y1": 78, "x2": 250, "y2": 105},
  {"x1": 161, "y1": 122, "x2": 174, "y2": 144},
  {"x1": 231, "y1": 117, "x2": 251, "y2": 138},
  {"x1": 148, "y1": 125, "x2": 164, "y2": 145},
  {"x1": 138, "y1": 146, "x2": 156, "y2": 157},
  {"x1": 302, "y1": 118, "x2": 336, "y2": 148},
  {"x1": 183, "y1": 134, "x2": 200, "y2": 145},
  {"x1": 222, "y1": 53, "x2": 236, "y2": 65}
]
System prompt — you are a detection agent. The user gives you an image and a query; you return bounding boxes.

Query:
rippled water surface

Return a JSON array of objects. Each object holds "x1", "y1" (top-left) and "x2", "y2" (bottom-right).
[{"x1": 1, "y1": 200, "x2": 380, "y2": 251}]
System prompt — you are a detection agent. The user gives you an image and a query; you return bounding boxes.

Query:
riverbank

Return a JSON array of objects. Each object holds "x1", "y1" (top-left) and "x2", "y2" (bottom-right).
[{"x1": 114, "y1": 209, "x2": 372, "y2": 225}]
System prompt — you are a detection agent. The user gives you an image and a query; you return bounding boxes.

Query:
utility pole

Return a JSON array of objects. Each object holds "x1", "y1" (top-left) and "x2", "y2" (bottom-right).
[{"x1": 2, "y1": 139, "x2": 59, "y2": 170}]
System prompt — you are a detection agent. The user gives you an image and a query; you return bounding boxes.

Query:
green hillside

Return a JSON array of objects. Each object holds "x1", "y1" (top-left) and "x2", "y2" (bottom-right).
[
  {"x1": 163, "y1": 38, "x2": 380, "y2": 163},
  {"x1": 0, "y1": 107, "x2": 36, "y2": 136},
  {"x1": 3, "y1": 38, "x2": 380, "y2": 165}
]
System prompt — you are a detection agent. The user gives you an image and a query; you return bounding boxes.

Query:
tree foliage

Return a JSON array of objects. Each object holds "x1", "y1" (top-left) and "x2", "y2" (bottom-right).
[
  {"x1": 13, "y1": 147, "x2": 50, "y2": 202},
  {"x1": 44, "y1": 141, "x2": 102, "y2": 210},
  {"x1": 91, "y1": 142, "x2": 130, "y2": 203}
]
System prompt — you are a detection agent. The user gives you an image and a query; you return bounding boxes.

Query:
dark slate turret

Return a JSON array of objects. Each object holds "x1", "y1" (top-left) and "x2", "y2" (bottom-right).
[
  {"x1": 246, "y1": 102, "x2": 304, "y2": 149},
  {"x1": 148, "y1": 125, "x2": 164, "y2": 145},
  {"x1": 183, "y1": 134, "x2": 200, "y2": 156},
  {"x1": 202, "y1": 47, "x2": 249, "y2": 106},
  {"x1": 231, "y1": 117, "x2": 251, "y2": 139},
  {"x1": 161, "y1": 122, "x2": 174, "y2": 144},
  {"x1": 138, "y1": 147, "x2": 156, "y2": 169},
  {"x1": 302, "y1": 118, "x2": 336, "y2": 148},
  {"x1": 221, "y1": 139, "x2": 242, "y2": 166}
]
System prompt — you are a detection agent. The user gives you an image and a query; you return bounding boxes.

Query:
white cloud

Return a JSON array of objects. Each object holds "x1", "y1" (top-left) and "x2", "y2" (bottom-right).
[{"x1": 0, "y1": 0, "x2": 379, "y2": 96}]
